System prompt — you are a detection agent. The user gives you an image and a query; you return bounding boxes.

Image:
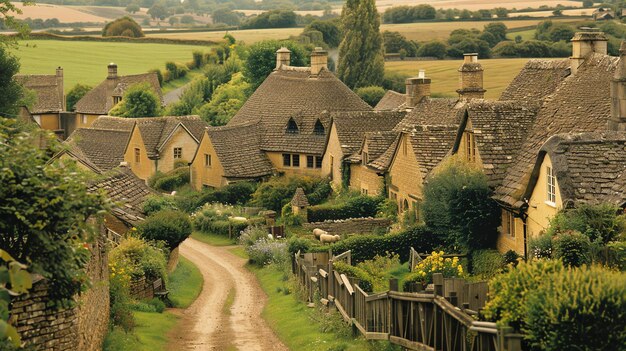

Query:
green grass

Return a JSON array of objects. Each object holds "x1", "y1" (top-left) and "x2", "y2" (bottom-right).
[
  {"x1": 162, "y1": 69, "x2": 204, "y2": 94},
  {"x1": 133, "y1": 311, "x2": 179, "y2": 351},
  {"x1": 168, "y1": 256, "x2": 203, "y2": 308},
  {"x1": 12, "y1": 40, "x2": 212, "y2": 92},
  {"x1": 507, "y1": 29, "x2": 536, "y2": 41},
  {"x1": 229, "y1": 246, "x2": 249, "y2": 259},
  {"x1": 191, "y1": 231, "x2": 236, "y2": 246}
]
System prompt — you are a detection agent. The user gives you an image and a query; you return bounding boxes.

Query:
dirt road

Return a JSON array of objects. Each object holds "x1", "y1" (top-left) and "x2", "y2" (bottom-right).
[{"x1": 167, "y1": 238, "x2": 288, "y2": 351}]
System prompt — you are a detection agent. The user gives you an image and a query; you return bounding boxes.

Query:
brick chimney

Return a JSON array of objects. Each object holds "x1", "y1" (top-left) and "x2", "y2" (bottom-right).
[
  {"x1": 570, "y1": 31, "x2": 608, "y2": 75},
  {"x1": 106, "y1": 63, "x2": 119, "y2": 111},
  {"x1": 457, "y1": 53, "x2": 485, "y2": 100},
  {"x1": 107, "y1": 62, "x2": 118, "y2": 79},
  {"x1": 276, "y1": 47, "x2": 291, "y2": 70},
  {"x1": 405, "y1": 69, "x2": 431, "y2": 108},
  {"x1": 56, "y1": 66, "x2": 65, "y2": 111},
  {"x1": 610, "y1": 41, "x2": 626, "y2": 131},
  {"x1": 310, "y1": 47, "x2": 328, "y2": 76}
]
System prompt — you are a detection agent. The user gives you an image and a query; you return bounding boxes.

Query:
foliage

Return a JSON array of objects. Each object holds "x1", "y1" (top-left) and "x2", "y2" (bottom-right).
[
  {"x1": 174, "y1": 182, "x2": 256, "y2": 213},
  {"x1": 404, "y1": 251, "x2": 463, "y2": 289},
  {"x1": 333, "y1": 261, "x2": 374, "y2": 293},
  {"x1": 502, "y1": 250, "x2": 520, "y2": 266},
  {"x1": 0, "y1": 250, "x2": 32, "y2": 347},
  {"x1": 0, "y1": 47, "x2": 23, "y2": 118},
  {"x1": 212, "y1": 7, "x2": 241, "y2": 26},
  {"x1": 382, "y1": 31, "x2": 417, "y2": 56},
  {"x1": 102, "y1": 16, "x2": 144, "y2": 38},
  {"x1": 241, "y1": 10, "x2": 297, "y2": 29},
  {"x1": 528, "y1": 233, "x2": 553, "y2": 259},
  {"x1": 136, "y1": 210, "x2": 192, "y2": 250},
  {"x1": 471, "y1": 249, "x2": 505, "y2": 278},
  {"x1": 422, "y1": 157, "x2": 500, "y2": 252},
  {"x1": 356, "y1": 253, "x2": 400, "y2": 292},
  {"x1": 552, "y1": 231, "x2": 591, "y2": 267},
  {"x1": 304, "y1": 19, "x2": 342, "y2": 47},
  {"x1": 287, "y1": 236, "x2": 311, "y2": 257},
  {"x1": 66, "y1": 83, "x2": 92, "y2": 111},
  {"x1": 416, "y1": 40, "x2": 447, "y2": 59},
  {"x1": 243, "y1": 39, "x2": 309, "y2": 91},
  {"x1": 338, "y1": 0, "x2": 384, "y2": 89},
  {"x1": 109, "y1": 83, "x2": 161, "y2": 117},
  {"x1": 142, "y1": 195, "x2": 178, "y2": 216},
  {"x1": 238, "y1": 226, "x2": 270, "y2": 248},
  {"x1": 198, "y1": 72, "x2": 249, "y2": 126},
  {"x1": 307, "y1": 195, "x2": 384, "y2": 223},
  {"x1": 382, "y1": 5, "x2": 436, "y2": 23},
  {"x1": 148, "y1": 4, "x2": 170, "y2": 20},
  {"x1": 110, "y1": 236, "x2": 168, "y2": 284},
  {"x1": 149, "y1": 167, "x2": 190, "y2": 192},
  {"x1": 192, "y1": 203, "x2": 249, "y2": 236},
  {"x1": 0, "y1": 118, "x2": 106, "y2": 304},
  {"x1": 246, "y1": 239, "x2": 289, "y2": 266},
  {"x1": 547, "y1": 203, "x2": 626, "y2": 244},
  {"x1": 131, "y1": 298, "x2": 166, "y2": 313},
  {"x1": 355, "y1": 86, "x2": 386, "y2": 107},
  {"x1": 251, "y1": 176, "x2": 329, "y2": 212}
]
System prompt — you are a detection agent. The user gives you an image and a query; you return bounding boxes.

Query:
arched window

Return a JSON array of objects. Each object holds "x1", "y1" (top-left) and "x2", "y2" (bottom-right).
[
  {"x1": 314, "y1": 119, "x2": 325, "y2": 135},
  {"x1": 286, "y1": 118, "x2": 299, "y2": 134},
  {"x1": 403, "y1": 199, "x2": 409, "y2": 212}
]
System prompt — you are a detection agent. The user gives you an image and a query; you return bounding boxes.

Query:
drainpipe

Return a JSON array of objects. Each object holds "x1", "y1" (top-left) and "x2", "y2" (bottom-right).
[{"x1": 520, "y1": 202, "x2": 529, "y2": 260}]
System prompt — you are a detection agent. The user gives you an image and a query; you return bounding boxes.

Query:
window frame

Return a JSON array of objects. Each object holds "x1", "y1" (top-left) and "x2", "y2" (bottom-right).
[
  {"x1": 306, "y1": 155, "x2": 314, "y2": 168},
  {"x1": 134, "y1": 148, "x2": 141, "y2": 163},
  {"x1": 282, "y1": 153, "x2": 291, "y2": 167},
  {"x1": 205, "y1": 153, "x2": 212, "y2": 167},
  {"x1": 173, "y1": 147, "x2": 183, "y2": 159},
  {"x1": 465, "y1": 131, "x2": 476, "y2": 163},
  {"x1": 315, "y1": 156, "x2": 323, "y2": 169},
  {"x1": 292, "y1": 154, "x2": 300, "y2": 167},
  {"x1": 502, "y1": 211, "x2": 516, "y2": 238},
  {"x1": 546, "y1": 165, "x2": 556, "y2": 205}
]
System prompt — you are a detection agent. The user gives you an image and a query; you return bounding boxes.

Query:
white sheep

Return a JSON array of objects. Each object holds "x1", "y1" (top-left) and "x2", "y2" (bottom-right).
[
  {"x1": 320, "y1": 233, "x2": 341, "y2": 245},
  {"x1": 313, "y1": 228, "x2": 328, "y2": 239}
]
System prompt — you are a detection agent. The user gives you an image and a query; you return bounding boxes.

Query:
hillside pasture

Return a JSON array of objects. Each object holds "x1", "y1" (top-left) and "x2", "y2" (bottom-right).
[
  {"x1": 11, "y1": 2, "x2": 109, "y2": 22},
  {"x1": 12, "y1": 40, "x2": 212, "y2": 91},
  {"x1": 385, "y1": 58, "x2": 539, "y2": 99}
]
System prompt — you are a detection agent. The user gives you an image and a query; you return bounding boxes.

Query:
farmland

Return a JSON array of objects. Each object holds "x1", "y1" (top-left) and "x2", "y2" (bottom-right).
[
  {"x1": 385, "y1": 58, "x2": 538, "y2": 99},
  {"x1": 11, "y1": 40, "x2": 212, "y2": 91}
]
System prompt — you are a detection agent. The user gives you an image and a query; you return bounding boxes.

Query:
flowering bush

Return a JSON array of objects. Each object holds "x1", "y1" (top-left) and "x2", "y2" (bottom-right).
[
  {"x1": 238, "y1": 226, "x2": 270, "y2": 247},
  {"x1": 403, "y1": 251, "x2": 464, "y2": 288},
  {"x1": 246, "y1": 239, "x2": 289, "y2": 267}
]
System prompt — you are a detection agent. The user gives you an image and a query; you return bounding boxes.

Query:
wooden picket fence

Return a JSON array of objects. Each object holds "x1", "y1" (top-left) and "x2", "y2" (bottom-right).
[{"x1": 294, "y1": 250, "x2": 523, "y2": 351}]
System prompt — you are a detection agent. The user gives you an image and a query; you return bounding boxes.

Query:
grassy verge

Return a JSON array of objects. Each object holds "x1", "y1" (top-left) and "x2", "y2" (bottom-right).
[
  {"x1": 168, "y1": 256, "x2": 203, "y2": 308},
  {"x1": 229, "y1": 246, "x2": 249, "y2": 259},
  {"x1": 191, "y1": 231, "x2": 236, "y2": 246},
  {"x1": 162, "y1": 69, "x2": 204, "y2": 94},
  {"x1": 133, "y1": 311, "x2": 179, "y2": 350}
]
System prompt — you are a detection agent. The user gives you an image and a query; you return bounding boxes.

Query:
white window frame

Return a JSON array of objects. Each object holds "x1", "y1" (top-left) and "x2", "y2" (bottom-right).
[{"x1": 546, "y1": 166, "x2": 556, "y2": 206}]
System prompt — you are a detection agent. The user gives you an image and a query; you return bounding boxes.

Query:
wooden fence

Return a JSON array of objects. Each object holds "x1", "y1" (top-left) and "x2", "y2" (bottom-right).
[{"x1": 294, "y1": 250, "x2": 523, "y2": 351}]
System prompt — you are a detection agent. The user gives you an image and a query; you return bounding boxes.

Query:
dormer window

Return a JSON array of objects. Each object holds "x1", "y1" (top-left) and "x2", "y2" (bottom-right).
[
  {"x1": 286, "y1": 118, "x2": 299, "y2": 134},
  {"x1": 314, "y1": 119, "x2": 325, "y2": 135}
]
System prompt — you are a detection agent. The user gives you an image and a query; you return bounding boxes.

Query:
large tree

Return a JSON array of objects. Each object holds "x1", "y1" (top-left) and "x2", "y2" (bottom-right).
[
  {"x1": 109, "y1": 83, "x2": 161, "y2": 117},
  {"x1": 337, "y1": 0, "x2": 385, "y2": 89},
  {"x1": 0, "y1": 46, "x2": 23, "y2": 117},
  {"x1": 243, "y1": 39, "x2": 309, "y2": 92}
]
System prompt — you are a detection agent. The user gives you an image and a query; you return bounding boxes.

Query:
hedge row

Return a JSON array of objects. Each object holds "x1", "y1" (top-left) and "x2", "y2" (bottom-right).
[
  {"x1": 19, "y1": 32, "x2": 217, "y2": 46},
  {"x1": 307, "y1": 196, "x2": 383, "y2": 223},
  {"x1": 194, "y1": 218, "x2": 249, "y2": 237},
  {"x1": 332, "y1": 261, "x2": 374, "y2": 293},
  {"x1": 149, "y1": 168, "x2": 189, "y2": 192}
]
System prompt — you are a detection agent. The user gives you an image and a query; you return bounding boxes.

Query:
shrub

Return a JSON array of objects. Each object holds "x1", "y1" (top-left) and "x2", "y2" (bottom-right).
[
  {"x1": 356, "y1": 253, "x2": 400, "y2": 292},
  {"x1": 165, "y1": 61, "x2": 178, "y2": 80},
  {"x1": 192, "y1": 203, "x2": 249, "y2": 236},
  {"x1": 552, "y1": 231, "x2": 591, "y2": 267},
  {"x1": 403, "y1": 251, "x2": 464, "y2": 289},
  {"x1": 108, "y1": 260, "x2": 135, "y2": 332},
  {"x1": 471, "y1": 249, "x2": 504, "y2": 278},
  {"x1": 333, "y1": 261, "x2": 374, "y2": 292},
  {"x1": 246, "y1": 239, "x2": 289, "y2": 266},
  {"x1": 528, "y1": 233, "x2": 553, "y2": 259},
  {"x1": 66, "y1": 83, "x2": 92, "y2": 111},
  {"x1": 287, "y1": 236, "x2": 311, "y2": 257},
  {"x1": 150, "y1": 168, "x2": 190, "y2": 192},
  {"x1": 606, "y1": 241, "x2": 626, "y2": 270},
  {"x1": 110, "y1": 236, "x2": 168, "y2": 283},
  {"x1": 503, "y1": 250, "x2": 520, "y2": 266},
  {"x1": 142, "y1": 195, "x2": 178, "y2": 216},
  {"x1": 102, "y1": 16, "x2": 144, "y2": 38},
  {"x1": 547, "y1": 203, "x2": 626, "y2": 244},
  {"x1": 307, "y1": 195, "x2": 383, "y2": 222},
  {"x1": 192, "y1": 51, "x2": 204, "y2": 69},
  {"x1": 251, "y1": 176, "x2": 330, "y2": 212},
  {"x1": 136, "y1": 210, "x2": 192, "y2": 250},
  {"x1": 238, "y1": 226, "x2": 269, "y2": 248},
  {"x1": 355, "y1": 86, "x2": 386, "y2": 107}
]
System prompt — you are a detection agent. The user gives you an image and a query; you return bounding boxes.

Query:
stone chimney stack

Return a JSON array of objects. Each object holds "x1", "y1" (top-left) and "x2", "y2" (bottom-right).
[
  {"x1": 457, "y1": 53, "x2": 485, "y2": 100},
  {"x1": 405, "y1": 69, "x2": 431, "y2": 108},
  {"x1": 310, "y1": 47, "x2": 328, "y2": 76},
  {"x1": 107, "y1": 63, "x2": 118, "y2": 79},
  {"x1": 276, "y1": 47, "x2": 291, "y2": 70},
  {"x1": 56, "y1": 66, "x2": 65, "y2": 111},
  {"x1": 610, "y1": 41, "x2": 626, "y2": 131},
  {"x1": 570, "y1": 32, "x2": 608, "y2": 75}
]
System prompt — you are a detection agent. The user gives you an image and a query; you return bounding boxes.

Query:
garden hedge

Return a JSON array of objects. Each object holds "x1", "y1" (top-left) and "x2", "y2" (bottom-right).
[
  {"x1": 307, "y1": 196, "x2": 383, "y2": 223},
  {"x1": 332, "y1": 261, "x2": 374, "y2": 292}
]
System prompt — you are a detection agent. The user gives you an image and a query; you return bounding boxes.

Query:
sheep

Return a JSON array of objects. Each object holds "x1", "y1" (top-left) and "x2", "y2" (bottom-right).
[
  {"x1": 313, "y1": 228, "x2": 328, "y2": 239},
  {"x1": 320, "y1": 233, "x2": 341, "y2": 245}
]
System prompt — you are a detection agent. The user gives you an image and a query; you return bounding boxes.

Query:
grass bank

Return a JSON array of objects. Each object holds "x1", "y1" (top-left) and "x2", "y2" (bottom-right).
[
  {"x1": 191, "y1": 231, "x2": 236, "y2": 246},
  {"x1": 168, "y1": 256, "x2": 203, "y2": 308}
]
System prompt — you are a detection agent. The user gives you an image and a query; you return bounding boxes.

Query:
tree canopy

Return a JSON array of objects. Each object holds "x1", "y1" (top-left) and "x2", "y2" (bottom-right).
[
  {"x1": 66, "y1": 83, "x2": 92, "y2": 111},
  {"x1": 243, "y1": 39, "x2": 309, "y2": 91},
  {"x1": 109, "y1": 83, "x2": 161, "y2": 118},
  {"x1": 0, "y1": 46, "x2": 23, "y2": 117},
  {"x1": 102, "y1": 16, "x2": 145, "y2": 38}
]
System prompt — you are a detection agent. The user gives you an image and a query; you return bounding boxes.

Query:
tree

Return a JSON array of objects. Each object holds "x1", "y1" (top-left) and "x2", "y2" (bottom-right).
[
  {"x1": 102, "y1": 16, "x2": 144, "y2": 37},
  {"x1": 198, "y1": 72, "x2": 250, "y2": 126},
  {"x1": 338, "y1": 0, "x2": 385, "y2": 89},
  {"x1": 494, "y1": 7, "x2": 508, "y2": 18},
  {"x1": 416, "y1": 40, "x2": 447, "y2": 59},
  {"x1": 355, "y1": 86, "x2": 385, "y2": 107},
  {"x1": 148, "y1": 3, "x2": 169, "y2": 20},
  {"x1": 169, "y1": 16, "x2": 178, "y2": 26},
  {"x1": 243, "y1": 39, "x2": 309, "y2": 91},
  {"x1": 136, "y1": 210, "x2": 192, "y2": 250},
  {"x1": 552, "y1": 9, "x2": 563, "y2": 16},
  {"x1": 180, "y1": 15, "x2": 194, "y2": 24},
  {"x1": 483, "y1": 22, "x2": 508, "y2": 43},
  {"x1": 383, "y1": 30, "x2": 417, "y2": 56},
  {"x1": 66, "y1": 84, "x2": 92, "y2": 111},
  {"x1": 305, "y1": 19, "x2": 342, "y2": 47},
  {"x1": 125, "y1": 3, "x2": 140, "y2": 14},
  {"x1": 0, "y1": 46, "x2": 23, "y2": 117},
  {"x1": 109, "y1": 83, "x2": 161, "y2": 117},
  {"x1": 211, "y1": 7, "x2": 240, "y2": 26}
]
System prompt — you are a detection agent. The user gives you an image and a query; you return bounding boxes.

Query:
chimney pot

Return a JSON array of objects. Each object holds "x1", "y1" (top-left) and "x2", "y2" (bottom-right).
[{"x1": 107, "y1": 63, "x2": 118, "y2": 79}]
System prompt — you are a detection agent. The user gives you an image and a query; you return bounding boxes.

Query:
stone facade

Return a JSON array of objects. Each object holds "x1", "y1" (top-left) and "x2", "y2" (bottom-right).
[{"x1": 304, "y1": 218, "x2": 392, "y2": 235}]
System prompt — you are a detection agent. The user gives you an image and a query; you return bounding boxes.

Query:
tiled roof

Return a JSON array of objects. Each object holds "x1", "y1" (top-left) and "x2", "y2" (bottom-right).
[
  {"x1": 499, "y1": 59, "x2": 570, "y2": 102},
  {"x1": 375, "y1": 90, "x2": 406, "y2": 111},
  {"x1": 524, "y1": 132, "x2": 626, "y2": 208},
  {"x1": 407, "y1": 125, "x2": 459, "y2": 181},
  {"x1": 394, "y1": 98, "x2": 465, "y2": 130},
  {"x1": 227, "y1": 67, "x2": 371, "y2": 155},
  {"x1": 65, "y1": 128, "x2": 131, "y2": 171},
  {"x1": 15, "y1": 74, "x2": 63, "y2": 114},
  {"x1": 495, "y1": 53, "x2": 619, "y2": 207},
  {"x1": 90, "y1": 116, "x2": 135, "y2": 131},
  {"x1": 203, "y1": 122, "x2": 274, "y2": 179},
  {"x1": 74, "y1": 72, "x2": 163, "y2": 114},
  {"x1": 461, "y1": 101, "x2": 540, "y2": 186},
  {"x1": 359, "y1": 131, "x2": 401, "y2": 171},
  {"x1": 88, "y1": 166, "x2": 156, "y2": 225},
  {"x1": 291, "y1": 187, "x2": 310, "y2": 207},
  {"x1": 331, "y1": 110, "x2": 405, "y2": 156}
]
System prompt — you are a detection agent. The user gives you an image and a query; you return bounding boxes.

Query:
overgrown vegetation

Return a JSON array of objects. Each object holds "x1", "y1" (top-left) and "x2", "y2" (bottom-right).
[{"x1": 136, "y1": 210, "x2": 192, "y2": 250}]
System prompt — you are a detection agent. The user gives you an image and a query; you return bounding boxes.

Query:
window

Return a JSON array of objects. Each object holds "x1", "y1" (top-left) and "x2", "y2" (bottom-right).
[
  {"x1": 113, "y1": 96, "x2": 122, "y2": 105},
  {"x1": 546, "y1": 166, "x2": 556, "y2": 204},
  {"x1": 292, "y1": 154, "x2": 300, "y2": 167},
  {"x1": 502, "y1": 211, "x2": 516, "y2": 238},
  {"x1": 307, "y1": 155, "x2": 314, "y2": 168},
  {"x1": 81, "y1": 114, "x2": 87, "y2": 124},
  {"x1": 403, "y1": 199, "x2": 409, "y2": 212},
  {"x1": 174, "y1": 147, "x2": 183, "y2": 159},
  {"x1": 315, "y1": 156, "x2": 322, "y2": 169},
  {"x1": 465, "y1": 131, "x2": 477, "y2": 163},
  {"x1": 362, "y1": 188, "x2": 368, "y2": 195},
  {"x1": 314, "y1": 119, "x2": 325, "y2": 135},
  {"x1": 330, "y1": 156, "x2": 334, "y2": 179},
  {"x1": 286, "y1": 118, "x2": 299, "y2": 134},
  {"x1": 134, "y1": 148, "x2": 140, "y2": 163},
  {"x1": 362, "y1": 152, "x2": 368, "y2": 164},
  {"x1": 283, "y1": 153, "x2": 291, "y2": 167},
  {"x1": 205, "y1": 154, "x2": 212, "y2": 167}
]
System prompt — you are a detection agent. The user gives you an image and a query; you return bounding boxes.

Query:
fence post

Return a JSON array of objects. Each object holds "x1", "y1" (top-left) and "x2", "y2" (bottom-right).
[
  {"x1": 389, "y1": 278, "x2": 398, "y2": 292},
  {"x1": 449, "y1": 291, "x2": 458, "y2": 307},
  {"x1": 433, "y1": 273, "x2": 444, "y2": 297},
  {"x1": 328, "y1": 258, "x2": 334, "y2": 299}
]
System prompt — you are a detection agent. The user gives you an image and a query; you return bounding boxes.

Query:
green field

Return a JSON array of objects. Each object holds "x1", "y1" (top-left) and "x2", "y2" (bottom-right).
[
  {"x1": 385, "y1": 58, "x2": 538, "y2": 99},
  {"x1": 12, "y1": 40, "x2": 212, "y2": 91}
]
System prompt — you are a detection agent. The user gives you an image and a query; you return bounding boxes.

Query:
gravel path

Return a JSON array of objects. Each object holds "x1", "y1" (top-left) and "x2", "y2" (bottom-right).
[{"x1": 167, "y1": 238, "x2": 288, "y2": 351}]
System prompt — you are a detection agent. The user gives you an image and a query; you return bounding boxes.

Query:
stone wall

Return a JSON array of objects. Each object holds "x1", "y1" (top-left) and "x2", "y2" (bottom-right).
[{"x1": 304, "y1": 218, "x2": 392, "y2": 235}]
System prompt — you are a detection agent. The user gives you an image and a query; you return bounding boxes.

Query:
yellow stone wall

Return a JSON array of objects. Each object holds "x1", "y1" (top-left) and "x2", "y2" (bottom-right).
[
  {"x1": 349, "y1": 164, "x2": 383, "y2": 196},
  {"x1": 190, "y1": 132, "x2": 227, "y2": 190},
  {"x1": 124, "y1": 128, "x2": 153, "y2": 181},
  {"x1": 77, "y1": 114, "x2": 100, "y2": 128},
  {"x1": 157, "y1": 127, "x2": 199, "y2": 174},
  {"x1": 457, "y1": 121, "x2": 484, "y2": 167},
  {"x1": 322, "y1": 124, "x2": 344, "y2": 188},
  {"x1": 526, "y1": 154, "x2": 562, "y2": 239},
  {"x1": 388, "y1": 135, "x2": 424, "y2": 213},
  {"x1": 496, "y1": 210, "x2": 526, "y2": 255},
  {"x1": 266, "y1": 151, "x2": 323, "y2": 176},
  {"x1": 33, "y1": 114, "x2": 60, "y2": 130}
]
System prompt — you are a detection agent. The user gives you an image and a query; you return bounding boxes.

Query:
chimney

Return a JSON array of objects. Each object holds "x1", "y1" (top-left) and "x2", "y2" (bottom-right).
[
  {"x1": 457, "y1": 53, "x2": 485, "y2": 100},
  {"x1": 56, "y1": 66, "x2": 65, "y2": 111},
  {"x1": 570, "y1": 31, "x2": 608, "y2": 75},
  {"x1": 310, "y1": 47, "x2": 328, "y2": 76},
  {"x1": 275, "y1": 47, "x2": 291, "y2": 70},
  {"x1": 405, "y1": 69, "x2": 431, "y2": 108},
  {"x1": 610, "y1": 41, "x2": 626, "y2": 131}
]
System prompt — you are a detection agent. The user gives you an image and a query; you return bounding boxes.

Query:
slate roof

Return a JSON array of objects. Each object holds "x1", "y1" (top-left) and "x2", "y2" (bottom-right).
[
  {"x1": 375, "y1": 90, "x2": 406, "y2": 111},
  {"x1": 90, "y1": 116, "x2": 135, "y2": 131},
  {"x1": 227, "y1": 67, "x2": 371, "y2": 155},
  {"x1": 330, "y1": 110, "x2": 406, "y2": 156},
  {"x1": 74, "y1": 72, "x2": 163, "y2": 114},
  {"x1": 499, "y1": 59, "x2": 570, "y2": 103},
  {"x1": 394, "y1": 98, "x2": 465, "y2": 130},
  {"x1": 200, "y1": 122, "x2": 274, "y2": 179},
  {"x1": 65, "y1": 128, "x2": 131, "y2": 171},
  {"x1": 458, "y1": 101, "x2": 540, "y2": 186},
  {"x1": 406, "y1": 125, "x2": 460, "y2": 181},
  {"x1": 88, "y1": 166, "x2": 157, "y2": 225},
  {"x1": 291, "y1": 187, "x2": 310, "y2": 207},
  {"x1": 495, "y1": 53, "x2": 620, "y2": 207},
  {"x1": 15, "y1": 74, "x2": 63, "y2": 114},
  {"x1": 353, "y1": 131, "x2": 400, "y2": 172},
  {"x1": 524, "y1": 132, "x2": 626, "y2": 208}
]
